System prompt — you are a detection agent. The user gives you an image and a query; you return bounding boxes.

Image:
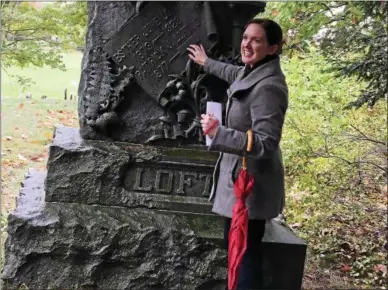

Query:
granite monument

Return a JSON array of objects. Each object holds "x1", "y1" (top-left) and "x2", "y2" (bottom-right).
[{"x1": 2, "y1": 2, "x2": 306, "y2": 289}]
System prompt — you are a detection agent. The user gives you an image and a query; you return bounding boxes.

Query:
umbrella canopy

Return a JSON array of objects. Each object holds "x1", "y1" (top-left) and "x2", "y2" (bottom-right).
[{"x1": 228, "y1": 130, "x2": 254, "y2": 290}]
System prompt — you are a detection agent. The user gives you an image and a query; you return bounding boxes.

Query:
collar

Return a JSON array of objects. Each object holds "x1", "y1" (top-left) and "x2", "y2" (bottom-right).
[
  {"x1": 229, "y1": 57, "x2": 283, "y2": 98},
  {"x1": 242, "y1": 55, "x2": 278, "y2": 79}
]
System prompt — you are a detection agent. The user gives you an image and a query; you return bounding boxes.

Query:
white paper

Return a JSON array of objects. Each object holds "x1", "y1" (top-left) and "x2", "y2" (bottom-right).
[{"x1": 206, "y1": 101, "x2": 222, "y2": 146}]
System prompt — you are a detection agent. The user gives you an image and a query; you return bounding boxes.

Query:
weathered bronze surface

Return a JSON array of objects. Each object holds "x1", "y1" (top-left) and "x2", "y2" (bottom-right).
[
  {"x1": 78, "y1": 1, "x2": 266, "y2": 144},
  {"x1": 104, "y1": 2, "x2": 214, "y2": 99}
]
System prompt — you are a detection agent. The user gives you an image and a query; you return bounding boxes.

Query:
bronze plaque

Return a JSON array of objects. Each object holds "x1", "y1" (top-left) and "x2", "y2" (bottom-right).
[{"x1": 104, "y1": 2, "x2": 213, "y2": 99}]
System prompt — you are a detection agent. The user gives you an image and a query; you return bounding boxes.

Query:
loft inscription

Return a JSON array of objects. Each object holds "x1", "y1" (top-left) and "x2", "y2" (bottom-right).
[
  {"x1": 125, "y1": 166, "x2": 212, "y2": 198},
  {"x1": 104, "y1": 2, "x2": 212, "y2": 98}
]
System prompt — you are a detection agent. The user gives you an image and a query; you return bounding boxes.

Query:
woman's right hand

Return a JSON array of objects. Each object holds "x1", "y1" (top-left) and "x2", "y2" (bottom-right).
[{"x1": 187, "y1": 44, "x2": 208, "y2": 66}]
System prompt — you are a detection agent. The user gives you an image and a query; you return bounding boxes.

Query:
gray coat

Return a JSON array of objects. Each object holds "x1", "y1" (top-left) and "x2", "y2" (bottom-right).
[{"x1": 203, "y1": 57, "x2": 288, "y2": 220}]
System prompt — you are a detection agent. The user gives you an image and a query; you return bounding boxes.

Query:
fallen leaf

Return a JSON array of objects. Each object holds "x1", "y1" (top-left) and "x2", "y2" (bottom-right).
[
  {"x1": 44, "y1": 132, "x2": 53, "y2": 139},
  {"x1": 18, "y1": 103, "x2": 24, "y2": 109},
  {"x1": 30, "y1": 140, "x2": 45, "y2": 145},
  {"x1": 17, "y1": 154, "x2": 28, "y2": 161},
  {"x1": 5, "y1": 136, "x2": 12, "y2": 141},
  {"x1": 271, "y1": 8, "x2": 279, "y2": 17},
  {"x1": 340, "y1": 264, "x2": 352, "y2": 272},
  {"x1": 374, "y1": 264, "x2": 387, "y2": 274},
  {"x1": 30, "y1": 156, "x2": 44, "y2": 162},
  {"x1": 30, "y1": 151, "x2": 47, "y2": 162},
  {"x1": 290, "y1": 223, "x2": 301, "y2": 229},
  {"x1": 57, "y1": 110, "x2": 64, "y2": 113}
]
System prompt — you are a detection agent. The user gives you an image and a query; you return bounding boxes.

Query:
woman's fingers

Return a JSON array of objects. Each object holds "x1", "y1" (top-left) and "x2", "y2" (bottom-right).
[
  {"x1": 189, "y1": 44, "x2": 200, "y2": 50},
  {"x1": 200, "y1": 113, "x2": 218, "y2": 133},
  {"x1": 188, "y1": 54, "x2": 195, "y2": 62},
  {"x1": 187, "y1": 47, "x2": 196, "y2": 54},
  {"x1": 187, "y1": 44, "x2": 208, "y2": 66}
]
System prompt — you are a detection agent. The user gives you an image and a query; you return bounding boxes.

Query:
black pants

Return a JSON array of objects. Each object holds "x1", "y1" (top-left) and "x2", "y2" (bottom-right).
[{"x1": 224, "y1": 218, "x2": 266, "y2": 290}]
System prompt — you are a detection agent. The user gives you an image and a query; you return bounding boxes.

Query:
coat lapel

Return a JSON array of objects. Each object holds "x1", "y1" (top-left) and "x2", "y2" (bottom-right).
[{"x1": 228, "y1": 57, "x2": 282, "y2": 99}]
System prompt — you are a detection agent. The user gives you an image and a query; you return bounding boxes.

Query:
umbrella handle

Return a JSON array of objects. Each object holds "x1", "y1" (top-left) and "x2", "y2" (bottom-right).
[{"x1": 242, "y1": 130, "x2": 253, "y2": 169}]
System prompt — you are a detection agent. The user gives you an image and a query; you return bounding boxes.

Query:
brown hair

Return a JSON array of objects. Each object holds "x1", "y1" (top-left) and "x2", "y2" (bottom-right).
[{"x1": 245, "y1": 18, "x2": 284, "y2": 55}]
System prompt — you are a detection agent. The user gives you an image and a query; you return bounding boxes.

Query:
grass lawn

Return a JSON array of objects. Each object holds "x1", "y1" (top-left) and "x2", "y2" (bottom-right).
[
  {"x1": 1, "y1": 99, "x2": 78, "y2": 213},
  {"x1": 1, "y1": 52, "x2": 81, "y2": 270},
  {"x1": 1, "y1": 51, "x2": 82, "y2": 100}
]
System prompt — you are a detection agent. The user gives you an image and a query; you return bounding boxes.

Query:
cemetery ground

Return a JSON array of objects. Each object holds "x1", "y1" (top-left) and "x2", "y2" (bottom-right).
[{"x1": 1, "y1": 52, "x2": 387, "y2": 289}]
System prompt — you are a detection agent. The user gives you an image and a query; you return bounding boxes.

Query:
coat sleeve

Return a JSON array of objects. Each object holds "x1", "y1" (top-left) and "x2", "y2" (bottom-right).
[
  {"x1": 203, "y1": 58, "x2": 244, "y2": 85},
  {"x1": 208, "y1": 84, "x2": 288, "y2": 158}
]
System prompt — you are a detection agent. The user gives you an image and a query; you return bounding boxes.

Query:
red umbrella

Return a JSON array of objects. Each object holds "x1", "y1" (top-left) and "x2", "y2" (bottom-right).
[{"x1": 228, "y1": 130, "x2": 254, "y2": 290}]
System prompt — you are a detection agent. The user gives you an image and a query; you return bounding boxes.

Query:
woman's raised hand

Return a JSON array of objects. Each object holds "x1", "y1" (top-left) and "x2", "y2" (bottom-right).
[{"x1": 187, "y1": 44, "x2": 208, "y2": 66}]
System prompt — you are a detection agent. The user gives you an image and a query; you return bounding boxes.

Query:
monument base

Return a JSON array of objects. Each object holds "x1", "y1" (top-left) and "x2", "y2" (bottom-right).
[
  {"x1": 2, "y1": 170, "x2": 227, "y2": 289},
  {"x1": 2, "y1": 127, "x2": 306, "y2": 289}
]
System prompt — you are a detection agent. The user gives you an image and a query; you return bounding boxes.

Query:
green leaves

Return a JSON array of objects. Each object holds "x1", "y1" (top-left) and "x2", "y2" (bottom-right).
[
  {"x1": 279, "y1": 50, "x2": 387, "y2": 288},
  {"x1": 1, "y1": 2, "x2": 87, "y2": 70},
  {"x1": 261, "y1": 1, "x2": 387, "y2": 109}
]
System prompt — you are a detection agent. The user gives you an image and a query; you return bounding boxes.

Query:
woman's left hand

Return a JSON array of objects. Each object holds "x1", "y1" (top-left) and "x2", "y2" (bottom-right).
[{"x1": 201, "y1": 113, "x2": 219, "y2": 138}]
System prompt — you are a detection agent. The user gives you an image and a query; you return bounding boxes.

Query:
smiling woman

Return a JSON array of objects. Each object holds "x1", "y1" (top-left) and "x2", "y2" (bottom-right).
[
  {"x1": 187, "y1": 19, "x2": 287, "y2": 290},
  {"x1": 241, "y1": 19, "x2": 283, "y2": 66}
]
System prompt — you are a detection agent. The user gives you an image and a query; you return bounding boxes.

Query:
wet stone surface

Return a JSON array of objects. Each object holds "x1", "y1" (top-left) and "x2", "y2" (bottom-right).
[
  {"x1": 45, "y1": 126, "x2": 218, "y2": 212},
  {"x1": 2, "y1": 169, "x2": 228, "y2": 289}
]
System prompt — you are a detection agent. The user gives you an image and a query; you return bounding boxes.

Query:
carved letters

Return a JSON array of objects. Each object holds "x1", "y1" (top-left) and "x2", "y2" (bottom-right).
[
  {"x1": 176, "y1": 172, "x2": 198, "y2": 195},
  {"x1": 104, "y1": 2, "x2": 211, "y2": 98},
  {"x1": 155, "y1": 170, "x2": 174, "y2": 193},
  {"x1": 112, "y1": 8, "x2": 200, "y2": 82},
  {"x1": 129, "y1": 166, "x2": 212, "y2": 197}
]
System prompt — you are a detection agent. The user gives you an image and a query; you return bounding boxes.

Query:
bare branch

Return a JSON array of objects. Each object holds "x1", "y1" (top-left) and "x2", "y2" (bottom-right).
[
  {"x1": 310, "y1": 152, "x2": 387, "y2": 173},
  {"x1": 349, "y1": 124, "x2": 388, "y2": 146},
  {"x1": 320, "y1": 3, "x2": 335, "y2": 17},
  {"x1": 4, "y1": 37, "x2": 60, "y2": 47}
]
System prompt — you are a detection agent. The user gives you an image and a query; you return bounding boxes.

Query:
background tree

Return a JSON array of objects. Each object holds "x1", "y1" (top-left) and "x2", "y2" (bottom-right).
[
  {"x1": 261, "y1": 3, "x2": 387, "y2": 287},
  {"x1": 263, "y1": 1, "x2": 387, "y2": 109},
  {"x1": 1, "y1": 1, "x2": 87, "y2": 87}
]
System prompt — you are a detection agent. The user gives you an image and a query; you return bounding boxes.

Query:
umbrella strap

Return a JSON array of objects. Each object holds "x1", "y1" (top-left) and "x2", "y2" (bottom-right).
[{"x1": 242, "y1": 130, "x2": 253, "y2": 169}]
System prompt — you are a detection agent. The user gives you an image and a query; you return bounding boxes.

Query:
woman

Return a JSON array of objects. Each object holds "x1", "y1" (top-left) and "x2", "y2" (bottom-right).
[{"x1": 187, "y1": 19, "x2": 288, "y2": 289}]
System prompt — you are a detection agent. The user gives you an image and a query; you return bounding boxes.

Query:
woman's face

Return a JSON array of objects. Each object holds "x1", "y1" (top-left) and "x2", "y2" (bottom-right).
[{"x1": 240, "y1": 23, "x2": 278, "y2": 66}]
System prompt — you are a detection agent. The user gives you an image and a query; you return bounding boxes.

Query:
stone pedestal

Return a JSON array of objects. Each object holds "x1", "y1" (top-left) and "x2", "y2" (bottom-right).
[
  {"x1": 2, "y1": 126, "x2": 306, "y2": 289},
  {"x1": 2, "y1": 170, "x2": 227, "y2": 289}
]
